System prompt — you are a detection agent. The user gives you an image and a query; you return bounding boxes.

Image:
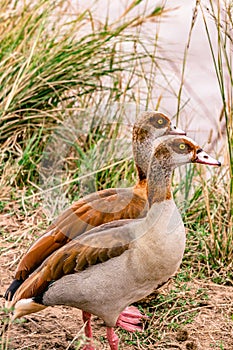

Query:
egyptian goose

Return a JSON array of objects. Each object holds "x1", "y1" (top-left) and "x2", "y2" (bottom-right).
[
  {"x1": 10, "y1": 135, "x2": 220, "y2": 350},
  {"x1": 5, "y1": 112, "x2": 184, "y2": 300}
]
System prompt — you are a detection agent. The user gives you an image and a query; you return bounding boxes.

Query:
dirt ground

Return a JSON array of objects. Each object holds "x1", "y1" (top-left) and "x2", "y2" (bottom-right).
[{"x1": 1, "y1": 211, "x2": 233, "y2": 350}]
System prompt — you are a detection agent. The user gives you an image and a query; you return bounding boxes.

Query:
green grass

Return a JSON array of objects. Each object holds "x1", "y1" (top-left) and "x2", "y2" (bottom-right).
[
  {"x1": 169, "y1": 0, "x2": 233, "y2": 284},
  {"x1": 187, "y1": 1, "x2": 232, "y2": 283},
  {"x1": 0, "y1": 0, "x2": 232, "y2": 283},
  {"x1": 174, "y1": 162, "x2": 232, "y2": 283},
  {"x1": 0, "y1": 0, "x2": 164, "y2": 187},
  {"x1": 200, "y1": 1, "x2": 233, "y2": 205},
  {"x1": 120, "y1": 277, "x2": 210, "y2": 348}
]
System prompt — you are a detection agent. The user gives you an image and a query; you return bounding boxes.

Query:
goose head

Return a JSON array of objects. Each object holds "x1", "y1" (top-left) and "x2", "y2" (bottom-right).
[
  {"x1": 147, "y1": 136, "x2": 221, "y2": 205},
  {"x1": 132, "y1": 111, "x2": 186, "y2": 181},
  {"x1": 151, "y1": 135, "x2": 221, "y2": 169}
]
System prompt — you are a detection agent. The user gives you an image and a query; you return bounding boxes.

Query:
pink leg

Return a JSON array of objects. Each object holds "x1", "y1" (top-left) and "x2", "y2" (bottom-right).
[
  {"x1": 82, "y1": 311, "x2": 95, "y2": 350},
  {"x1": 116, "y1": 306, "x2": 149, "y2": 332},
  {"x1": 106, "y1": 327, "x2": 119, "y2": 350}
]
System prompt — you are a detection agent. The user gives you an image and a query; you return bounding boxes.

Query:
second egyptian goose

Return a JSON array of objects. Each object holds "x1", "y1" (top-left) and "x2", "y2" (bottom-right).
[{"x1": 10, "y1": 135, "x2": 220, "y2": 350}]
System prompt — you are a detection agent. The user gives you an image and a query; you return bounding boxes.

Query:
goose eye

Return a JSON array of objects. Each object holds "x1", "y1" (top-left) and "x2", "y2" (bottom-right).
[
  {"x1": 158, "y1": 118, "x2": 164, "y2": 125},
  {"x1": 179, "y1": 143, "x2": 186, "y2": 150}
]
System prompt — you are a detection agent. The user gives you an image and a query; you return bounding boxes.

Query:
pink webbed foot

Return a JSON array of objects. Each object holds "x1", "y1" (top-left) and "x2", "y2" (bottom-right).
[
  {"x1": 107, "y1": 327, "x2": 119, "y2": 350},
  {"x1": 116, "y1": 305, "x2": 149, "y2": 332}
]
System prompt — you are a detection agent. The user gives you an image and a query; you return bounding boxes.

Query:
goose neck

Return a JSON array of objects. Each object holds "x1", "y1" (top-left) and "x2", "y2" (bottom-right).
[
  {"x1": 132, "y1": 122, "x2": 156, "y2": 181},
  {"x1": 147, "y1": 160, "x2": 173, "y2": 207}
]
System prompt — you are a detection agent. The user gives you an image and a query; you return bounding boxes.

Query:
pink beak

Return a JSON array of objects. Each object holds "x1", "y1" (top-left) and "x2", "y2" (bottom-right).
[
  {"x1": 169, "y1": 124, "x2": 186, "y2": 136},
  {"x1": 194, "y1": 149, "x2": 221, "y2": 167}
]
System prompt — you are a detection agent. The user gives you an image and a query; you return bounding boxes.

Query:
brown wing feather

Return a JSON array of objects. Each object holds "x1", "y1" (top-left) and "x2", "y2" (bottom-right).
[
  {"x1": 15, "y1": 183, "x2": 147, "y2": 281},
  {"x1": 15, "y1": 233, "x2": 69, "y2": 280},
  {"x1": 12, "y1": 223, "x2": 132, "y2": 303}
]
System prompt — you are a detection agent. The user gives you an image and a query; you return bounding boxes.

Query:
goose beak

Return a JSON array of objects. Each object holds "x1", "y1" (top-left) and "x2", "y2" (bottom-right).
[
  {"x1": 193, "y1": 149, "x2": 221, "y2": 167},
  {"x1": 168, "y1": 124, "x2": 186, "y2": 136}
]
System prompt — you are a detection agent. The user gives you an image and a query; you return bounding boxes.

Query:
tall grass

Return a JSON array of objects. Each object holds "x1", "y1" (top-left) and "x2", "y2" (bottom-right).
[
  {"x1": 0, "y1": 0, "x2": 164, "y2": 194},
  {"x1": 175, "y1": 0, "x2": 233, "y2": 283},
  {"x1": 199, "y1": 0, "x2": 232, "y2": 280},
  {"x1": 201, "y1": 0, "x2": 232, "y2": 198},
  {"x1": 0, "y1": 0, "x2": 232, "y2": 284}
]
